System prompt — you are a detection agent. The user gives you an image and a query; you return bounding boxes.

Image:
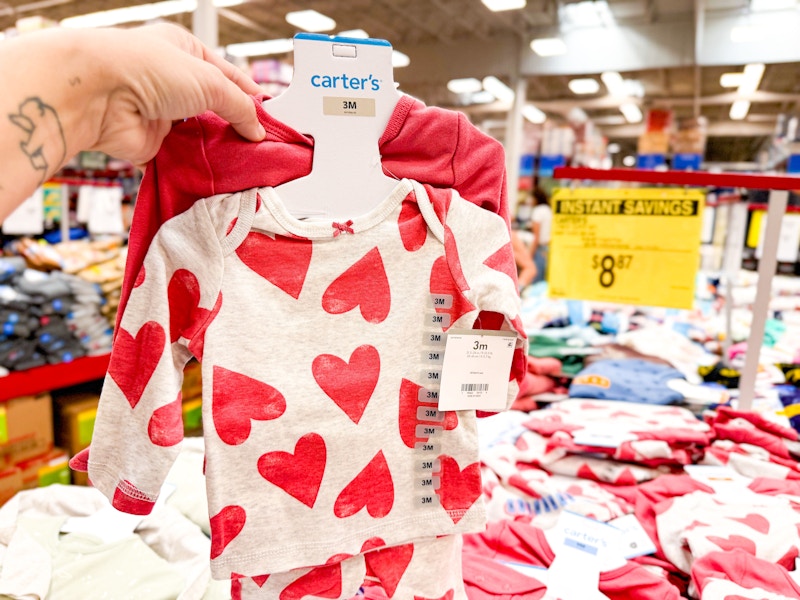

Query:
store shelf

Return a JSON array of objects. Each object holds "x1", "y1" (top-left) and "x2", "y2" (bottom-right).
[
  {"x1": 0, "y1": 354, "x2": 110, "y2": 402},
  {"x1": 553, "y1": 167, "x2": 800, "y2": 190}
]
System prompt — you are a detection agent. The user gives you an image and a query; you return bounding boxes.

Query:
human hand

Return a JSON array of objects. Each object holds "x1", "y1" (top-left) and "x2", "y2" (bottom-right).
[{"x1": 90, "y1": 23, "x2": 265, "y2": 166}]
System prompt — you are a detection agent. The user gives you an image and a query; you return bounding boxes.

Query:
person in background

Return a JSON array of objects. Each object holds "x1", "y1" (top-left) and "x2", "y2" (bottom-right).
[
  {"x1": 0, "y1": 23, "x2": 265, "y2": 221},
  {"x1": 530, "y1": 186, "x2": 552, "y2": 283},
  {"x1": 511, "y1": 230, "x2": 537, "y2": 291}
]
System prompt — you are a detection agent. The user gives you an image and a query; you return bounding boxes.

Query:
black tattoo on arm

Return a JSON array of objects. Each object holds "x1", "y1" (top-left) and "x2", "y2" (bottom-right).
[
  {"x1": 8, "y1": 97, "x2": 67, "y2": 186},
  {"x1": 69, "y1": 77, "x2": 81, "y2": 86}
]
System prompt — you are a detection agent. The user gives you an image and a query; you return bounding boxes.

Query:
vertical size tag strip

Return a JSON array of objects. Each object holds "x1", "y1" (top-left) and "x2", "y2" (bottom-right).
[{"x1": 413, "y1": 293, "x2": 452, "y2": 509}]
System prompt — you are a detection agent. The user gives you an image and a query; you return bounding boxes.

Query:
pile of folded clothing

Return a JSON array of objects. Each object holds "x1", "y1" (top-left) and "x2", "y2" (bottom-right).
[{"x1": 0, "y1": 257, "x2": 110, "y2": 371}]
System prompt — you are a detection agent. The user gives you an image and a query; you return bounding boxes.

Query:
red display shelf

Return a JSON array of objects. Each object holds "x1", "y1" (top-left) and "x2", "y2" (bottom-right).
[
  {"x1": 0, "y1": 353, "x2": 110, "y2": 402},
  {"x1": 553, "y1": 166, "x2": 800, "y2": 191}
]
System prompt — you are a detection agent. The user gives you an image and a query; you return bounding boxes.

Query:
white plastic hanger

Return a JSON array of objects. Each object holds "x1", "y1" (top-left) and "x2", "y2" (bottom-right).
[{"x1": 263, "y1": 33, "x2": 402, "y2": 221}]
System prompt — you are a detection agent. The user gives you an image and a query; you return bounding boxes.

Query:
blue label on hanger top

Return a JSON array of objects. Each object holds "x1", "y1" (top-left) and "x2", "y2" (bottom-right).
[{"x1": 295, "y1": 32, "x2": 392, "y2": 47}]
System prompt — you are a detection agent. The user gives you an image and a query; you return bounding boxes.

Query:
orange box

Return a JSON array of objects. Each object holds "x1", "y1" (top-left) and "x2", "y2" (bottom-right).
[
  {"x1": 17, "y1": 448, "x2": 70, "y2": 489},
  {"x1": 0, "y1": 393, "x2": 54, "y2": 467},
  {"x1": 0, "y1": 467, "x2": 23, "y2": 506},
  {"x1": 52, "y1": 393, "x2": 99, "y2": 457}
]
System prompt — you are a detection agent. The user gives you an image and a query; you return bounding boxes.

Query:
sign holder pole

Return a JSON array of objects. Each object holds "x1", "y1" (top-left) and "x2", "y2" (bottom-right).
[{"x1": 554, "y1": 167, "x2": 800, "y2": 411}]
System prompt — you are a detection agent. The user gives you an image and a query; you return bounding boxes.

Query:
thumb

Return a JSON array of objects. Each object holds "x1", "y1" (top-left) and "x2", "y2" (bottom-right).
[{"x1": 201, "y1": 62, "x2": 266, "y2": 142}]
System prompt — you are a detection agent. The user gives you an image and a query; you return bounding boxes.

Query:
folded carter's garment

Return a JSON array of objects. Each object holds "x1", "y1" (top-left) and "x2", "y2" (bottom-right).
[
  {"x1": 523, "y1": 399, "x2": 712, "y2": 467},
  {"x1": 655, "y1": 488, "x2": 800, "y2": 576},
  {"x1": 569, "y1": 358, "x2": 686, "y2": 405},
  {"x1": 463, "y1": 520, "x2": 682, "y2": 600},
  {"x1": 705, "y1": 405, "x2": 800, "y2": 461},
  {"x1": 691, "y1": 549, "x2": 800, "y2": 600}
]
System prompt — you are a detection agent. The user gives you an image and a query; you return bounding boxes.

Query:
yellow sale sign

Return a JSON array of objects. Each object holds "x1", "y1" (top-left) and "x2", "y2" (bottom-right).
[{"x1": 548, "y1": 187, "x2": 705, "y2": 309}]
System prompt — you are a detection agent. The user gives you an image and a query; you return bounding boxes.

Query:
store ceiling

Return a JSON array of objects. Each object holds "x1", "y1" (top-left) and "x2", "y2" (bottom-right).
[{"x1": 2, "y1": 0, "x2": 800, "y2": 164}]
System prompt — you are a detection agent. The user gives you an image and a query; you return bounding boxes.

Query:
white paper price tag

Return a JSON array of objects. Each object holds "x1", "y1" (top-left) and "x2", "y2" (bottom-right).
[
  {"x1": 438, "y1": 329, "x2": 516, "y2": 411},
  {"x1": 2, "y1": 187, "x2": 44, "y2": 235},
  {"x1": 608, "y1": 514, "x2": 657, "y2": 558}
]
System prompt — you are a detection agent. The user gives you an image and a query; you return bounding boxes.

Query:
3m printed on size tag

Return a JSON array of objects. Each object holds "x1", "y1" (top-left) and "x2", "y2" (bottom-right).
[
  {"x1": 438, "y1": 329, "x2": 515, "y2": 411},
  {"x1": 322, "y1": 96, "x2": 376, "y2": 117}
]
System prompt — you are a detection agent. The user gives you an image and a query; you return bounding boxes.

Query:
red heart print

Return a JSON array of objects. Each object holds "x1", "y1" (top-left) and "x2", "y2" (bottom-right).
[
  {"x1": 148, "y1": 392, "x2": 183, "y2": 447},
  {"x1": 443, "y1": 225, "x2": 470, "y2": 291},
  {"x1": 706, "y1": 534, "x2": 756, "y2": 555},
  {"x1": 312, "y1": 345, "x2": 380, "y2": 424},
  {"x1": 429, "y1": 256, "x2": 475, "y2": 331},
  {"x1": 399, "y1": 379, "x2": 423, "y2": 448},
  {"x1": 212, "y1": 366, "x2": 286, "y2": 445},
  {"x1": 364, "y1": 542, "x2": 413, "y2": 597},
  {"x1": 483, "y1": 242, "x2": 517, "y2": 282},
  {"x1": 210, "y1": 505, "x2": 246, "y2": 559},
  {"x1": 186, "y1": 292, "x2": 222, "y2": 361},
  {"x1": 252, "y1": 575, "x2": 269, "y2": 587},
  {"x1": 443, "y1": 411, "x2": 459, "y2": 430},
  {"x1": 398, "y1": 197, "x2": 427, "y2": 252},
  {"x1": 280, "y1": 563, "x2": 342, "y2": 600},
  {"x1": 108, "y1": 321, "x2": 166, "y2": 409},
  {"x1": 236, "y1": 232, "x2": 312, "y2": 299},
  {"x1": 728, "y1": 513, "x2": 770, "y2": 535},
  {"x1": 685, "y1": 520, "x2": 710, "y2": 531},
  {"x1": 167, "y1": 269, "x2": 222, "y2": 343},
  {"x1": 436, "y1": 455, "x2": 481, "y2": 524},
  {"x1": 258, "y1": 433, "x2": 326, "y2": 508},
  {"x1": 322, "y1": 247, "x2": 391, "y2": 323},
  {"x1": 334, "y1": 450, "x2": 394, "y2": 518},
  {"x1": 415, "y1": 592, "x2": 454, "y2": 600},
  {"x1": 134, "y1": 265, "x2": 145, "y2": 288}
]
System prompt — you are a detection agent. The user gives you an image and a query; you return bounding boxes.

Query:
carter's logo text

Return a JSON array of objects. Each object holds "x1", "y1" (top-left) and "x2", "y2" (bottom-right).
[{"x1": 311, "y1": 73, "x2": 381, "y2": 91}]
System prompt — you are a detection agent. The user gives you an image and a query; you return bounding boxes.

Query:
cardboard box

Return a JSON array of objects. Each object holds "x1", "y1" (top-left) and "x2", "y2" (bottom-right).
[
  {"x1": 72, "y1": 471, "x2": 89, "y2": 487},
  {"x1": 17, "y1": 448, "x2": 70, "y2": 489},
  {"x1": 52, "y1": 392, "x2": 99, "y2": 457},
  {"x1": 0, "y1": 467, "x2": 23, "y2": 506},
  {"x1": 0, "y1": 393, "x2": 54, "y2": 467}
]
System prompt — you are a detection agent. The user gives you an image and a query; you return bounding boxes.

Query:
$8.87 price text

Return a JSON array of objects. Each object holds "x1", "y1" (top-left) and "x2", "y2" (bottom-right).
[{"x1": 591, "y1": 254, "x2": 633, "y2": 288}]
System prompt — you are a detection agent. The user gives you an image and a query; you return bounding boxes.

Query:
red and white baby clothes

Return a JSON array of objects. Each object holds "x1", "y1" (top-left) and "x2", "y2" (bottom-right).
[{"x1": 84, "y1": 179, "x2": 525, "y2": 582}]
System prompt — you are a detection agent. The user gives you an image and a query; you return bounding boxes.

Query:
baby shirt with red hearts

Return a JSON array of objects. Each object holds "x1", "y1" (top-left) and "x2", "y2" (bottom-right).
[{"x1": 85, "y1": 178, "x2": 526, "y2": 579}]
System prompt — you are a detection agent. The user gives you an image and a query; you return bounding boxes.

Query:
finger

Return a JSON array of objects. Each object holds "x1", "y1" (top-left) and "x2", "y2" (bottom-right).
[
  {"x1": 202, "y1": 45, "x2": 263, "y2": 96},
  {"x1": 200, "y1": 62, "x2": 266, "y2": 141}
]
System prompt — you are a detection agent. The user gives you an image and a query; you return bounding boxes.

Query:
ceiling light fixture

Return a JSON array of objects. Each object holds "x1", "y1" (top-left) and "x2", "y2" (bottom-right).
[
  {"x1": 619, "y1": 102, "x2": 643, "y2": 123},
  {"x1": 285, "y1": 9, "x2": 336, "y2": 32},
  {"x1": 392, "y1": 51, "x2": 410, "y2": 68},
  {"x1": 469, "y1": 90, "x2": 497, "y2": 104},
  {"x1": 447, "y1": 77, "x2": 483, "y2": 94},
  {"x1": 738, "y1": 63, "x2": 765, "y2": 95},
  {"x1": 530, "y1": 37, "x2": 567, "y2": 56},
  {"x1": 481, "y1": 0, "x2": 527, "y2": 11},
  {"x1": 601, "y1": 71, "x2": 626, "y2": 96},
  {"x1": 568, "y1": 78, "x2": 600, "y2": 95},
  {"x1": 337, "y1": 29, "x2": 369, "y2": 39},
  {"x1": 226, "y1": 38, "x2": 294, "y2": 57},
  {"x1": 522, "y1": 104, "x2": 547, "y2": 124},
  {"x1": 60, "y1": 0, "x2": 242, "y2": 27},
  {"x1": 482, "y1": 76, "x2": 515, "y2": 104},
  {"x1": 720, "y1": 72, "x2": 744, "y2": 88},
  {"x1": 561, "y1": 0, "x2": 614, "y2": 28},
  {"x1": 730, "y1": 99, "x2": 751, "y2": 120}
]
